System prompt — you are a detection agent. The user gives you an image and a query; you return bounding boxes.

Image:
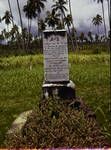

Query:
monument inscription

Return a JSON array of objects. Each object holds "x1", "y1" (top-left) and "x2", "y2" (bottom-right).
[{"x1": 43, "y1": 30, "x2": 69, "y2": 82}]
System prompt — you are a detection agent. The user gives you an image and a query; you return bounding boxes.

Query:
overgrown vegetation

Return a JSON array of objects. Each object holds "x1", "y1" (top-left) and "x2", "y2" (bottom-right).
[
  {"x1": 5, "y1": 98, "x2": 110, "y2": 148},
  {"x1": 0, "y1": 53, "x2": 110, "y2": 147}
]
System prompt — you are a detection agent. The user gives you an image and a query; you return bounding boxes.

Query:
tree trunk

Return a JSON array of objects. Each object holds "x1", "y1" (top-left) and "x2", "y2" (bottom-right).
[
  {"x1": 63, "y1": 11, "x2": 75, "y2": 51},
  {"x1": 8, "y1": 0, "x2": 14, "y2": 27},
  {"x1": 16, "y1": 0, "x2": 25, "y2": 50},
  {"x1": 97, "y1": 25, "x2": 99, "y2": 35},
  {"x1": 27, "y1": 18, "x2": 32, "y2": 52},
  {"x1": 67, "y1": 23, "x2": 75, "y2": 51},
  {"x1": 38, "y1": 13, "x2": 41, "y2": 38},
  {"x1": 68, "y1": 0, "x2": 78, "y2": 50},
  {"x1": 37, "y1": 13, "x2": 42, "y2": 52},
  {"x1": 107, "y1": 0, "x2": 110, "y2": 28},
  {"x1": 101, "y1": 2, "x2": 107, "y2": 37},
  {"x1": 8, "y1": 0, "x2": 20, "y2": 49},
  {"x1": 61, "y1": 10, "x2": 65, "y2": 28}
]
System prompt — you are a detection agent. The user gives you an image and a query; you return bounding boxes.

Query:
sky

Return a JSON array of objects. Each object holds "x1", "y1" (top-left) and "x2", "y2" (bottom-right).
[{"x1": 0, "y1": 0, "x2": 109, "y2": 35}]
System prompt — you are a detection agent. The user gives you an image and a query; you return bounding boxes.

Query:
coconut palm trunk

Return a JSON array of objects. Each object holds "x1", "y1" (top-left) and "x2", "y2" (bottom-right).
[
  {"x1": 68, "y1": 0, "x2": 78, "y2": 50},
  {"x1": 61, "y1": 11, "x2": 65, "y2": 28},
  {"x1": 27, "y1": 18, "x2": 32, "y2": 50},
  {"x1": 107, "y1": 0, "x2": 110, "y2": 28},
  {"x1": 67, "y1": 23, "x2": 75, "y2": 51},
  {"x1": 7, "y1": 0, "x2": 14, "y2": 27},
  {"x1": 97, "y1": 25, "x2": 100, "y2": 35},
  {"x1": 35, "y1": 13, "x2": 40, "y2": 38},
  {"x1": 62, "y1": 11, "x2": 75, "y2": 51},
  {"x1": 27, "y1": 18, "x2": 30, "y2": 49},
  {"x1": 101, "y1": 1, "x2": 107, "y2": 36},
  {"x1": 16, "y1": 0, "x2": 25, "y2": 50}
]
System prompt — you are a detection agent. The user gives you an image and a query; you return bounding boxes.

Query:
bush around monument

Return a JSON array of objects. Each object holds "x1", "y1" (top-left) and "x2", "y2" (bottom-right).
[{"x1": 5, "y1": 98, "x2": 110, "y2": 148}]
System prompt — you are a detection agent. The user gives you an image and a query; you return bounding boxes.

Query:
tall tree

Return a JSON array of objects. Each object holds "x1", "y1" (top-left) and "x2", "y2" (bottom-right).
[
  {"x1": 45, "y1": 9, "x2": 60, "y2": 29},
  {"x1": 64, "y1": 14, "x2": 75, "y2": 50},
  {"x1": 29, "y1": 0, "x2": 47, "y2": 36},
  {"x1": 52, "y1": 0, "x2": 67, "y2": 28},
  {"x1": 23, "y1": 0, "x2": 37, "y2": 49},
  {"x1": 95, "y1": 33, "x2": 99, "y2": 42},
  {"x1": 79, "y1": 32, "x2": 85, "y2": 43},
  {"x1": 7, "y1": 0, "x2": 14, "y2": 27},
  {"x1": 38, "y1": 19, "x2": 46, "y2": 32},
  {"x1": 0, "y1": 31, "x2": 5, "y2": 44},
  {"x1": 92, "y1": 14, "x2": 102, "y2": 34},
  {"x1": 64, "y1": 14, "x2": 72, "y2": 27},
  {"x1": 2, "y1": 28, "x2": 10, "y2": 44},
  {"x1": 94, "y1": 0, "x2": 107, "y2": 36},
  {"x1": 88, "y1": 31, "x2": 93, "y2": 43},
  {"x1": 16, "y1": 0, "x2": 25, "y2": 50},
  {"x1": 68, "y1": 0, "x2": 78, "y2": 50},
  {"x1": 106, "y1": 0, "x2": 110, "y2": 28},
  {"x1": 38, "y1": 19, "x2": 46, "y2": 51},
  {"x1": 23, "y1": 1, "x2": 37, "y2": 33},
  {"x1": 2, "y1": 10, "x2": 12, "y2": 32},
  {"x1": 52, "y1": 0, "x2": 76, "y2": 51}
]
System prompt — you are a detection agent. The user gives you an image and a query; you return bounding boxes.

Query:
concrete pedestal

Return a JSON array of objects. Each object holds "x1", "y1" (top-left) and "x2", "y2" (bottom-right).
[{"x1": 42, "y1": 80, "x2": 76, "y2": 100}]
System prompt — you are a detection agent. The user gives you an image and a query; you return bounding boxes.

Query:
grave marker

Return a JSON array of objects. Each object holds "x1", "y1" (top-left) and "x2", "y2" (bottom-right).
[
  {"x1": 42, "y1": 30, "x2": 76, "y2": 100},
  {"x1": 43, "y1": 30, "x2": 69, "y2": 82}
]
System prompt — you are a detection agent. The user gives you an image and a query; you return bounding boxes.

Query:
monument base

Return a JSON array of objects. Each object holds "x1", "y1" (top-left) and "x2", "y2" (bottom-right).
[{"x1": 42, "y1": 80, "x2": 76, "y2": 100}]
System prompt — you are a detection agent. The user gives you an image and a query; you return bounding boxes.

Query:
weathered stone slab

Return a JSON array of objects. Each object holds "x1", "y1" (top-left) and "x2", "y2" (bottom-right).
[
  {"x1": 7, "y1": 110, "x2": 32, "y2": 135},
  {"x1": 43, "y1": 30, "x2": 69, "y2": 82}
]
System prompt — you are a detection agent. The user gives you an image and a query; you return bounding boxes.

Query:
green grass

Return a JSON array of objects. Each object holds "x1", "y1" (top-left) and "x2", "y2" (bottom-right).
[{"x1": 0, "y1": 53, "x2": 110, "y2": 147}]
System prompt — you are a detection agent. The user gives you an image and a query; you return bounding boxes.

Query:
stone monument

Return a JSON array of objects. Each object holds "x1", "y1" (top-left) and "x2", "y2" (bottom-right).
[{"x1": 42, "y1": 29, "x2": 76, "y2": 100}]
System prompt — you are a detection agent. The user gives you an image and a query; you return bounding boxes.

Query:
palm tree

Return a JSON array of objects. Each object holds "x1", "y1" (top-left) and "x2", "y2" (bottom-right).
[
  {"x1": 106, "y1": 0, "x2": 110, "y2": 28},
  {"x1": 2, "y1": 11, "x2": 12, "y2": 32},
  {"x1": 2, "y1": 29, "x2": 10, "y2": 44},
  {"x1": 79, "y1": 32, "x2": 85, "y2": 43},
  {"x1": 23, "y1": 0, "x2": 37, "y2": 49},
  {"x1": 16, "y1": 0, "x2": 25, "y2": 50},
  {"x1": 64, "y1": 14, "x2": 75, "y2": 51},
  {"x1": 29, "y1": 0, "x2": 47, "y2": 36},
  {"x1": 88, "y1": 31, "x2": 93, "y2": 43},
  {"x1": 0, "y1": 31, "x2": 4, "y2": 44},
  {"x1": 32, "y1": 0, "x2": 47, "y2": 13},
  {"x1": 52, "y1": 0, "x2": 67, "y2": 28},
  {"x1": 94, "y1": 0, "x2": 107, "y2": 36},
  {"x1": 23, "y1": 1, "x2": 37, "y2": 33},
  {"x1": 38, "y1": 19, "x2": 46, "y2": 51},
  {"x1": 95, "y1": 33, "x2": 99, "y2": 42},
  {"x1": 7, "y1": 0, "x2": 14, "y2": 27},
  {"x1": 67, "y1": 0, "x2": 78, "y2": 49},
  {"x1": 45, "y1": 9, "x2": 60, "y2": 29},
  {"x1": 92, "y1": 14, "x2": 102, "y2": 34},
  {"x1": 10, "y1": 24, "x2": 19, "y2": 41},
  {"x1": 106, "y1": 0, "x2": 111, "y2": 27},
  {"x1": 64, "y1": 14, "x2": 72, "y2": 27},
  {"x1": 38, "y1": 19, "x2": 46, "y2": 32}
]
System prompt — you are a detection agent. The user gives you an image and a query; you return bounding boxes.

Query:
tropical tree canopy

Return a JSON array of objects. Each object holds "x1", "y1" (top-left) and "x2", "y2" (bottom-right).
[
  {"x1": 23, "y1": 1, "x2": 37, "y2": 19},
  {"x1": 38, "y1": 19, "x2": 46, "y2": 31},
  {"x1": 52, "y1": 0, "x2": 67, "y2": 14},
  {"x1": 2, "y1": 10, "x2": 12, "y2": 26},
  {"x1": 64, "y1": 14, "x2": 72, "y2": 26},
  {"x1": 45, "y1": 9, "x2": 60, "y2": 29},
  {"x1": 92, "y1": 14, "x2": 102, "y2": 26},
  {"x1": 29, "y1": 0, "x2": 47, "y2": 14}
]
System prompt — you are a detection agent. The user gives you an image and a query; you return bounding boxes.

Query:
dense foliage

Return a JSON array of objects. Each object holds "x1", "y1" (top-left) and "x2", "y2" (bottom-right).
[{"x1": 5, "y1": 98, "x2": 110, "y2": 148}]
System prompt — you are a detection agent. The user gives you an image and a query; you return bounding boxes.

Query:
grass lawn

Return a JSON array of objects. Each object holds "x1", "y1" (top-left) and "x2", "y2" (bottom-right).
[{"x1": 0, "y1": 53, "x2": 110, "y2": 147}]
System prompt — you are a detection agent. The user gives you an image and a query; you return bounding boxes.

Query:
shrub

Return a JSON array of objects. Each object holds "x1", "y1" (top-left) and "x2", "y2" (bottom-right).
[{"x1": 5, "y1": 99, "x2": 110, "y2": 148}]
